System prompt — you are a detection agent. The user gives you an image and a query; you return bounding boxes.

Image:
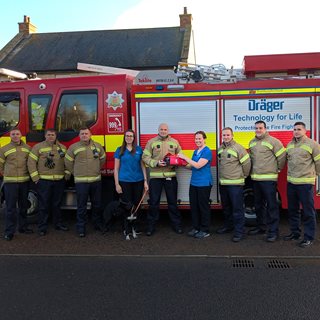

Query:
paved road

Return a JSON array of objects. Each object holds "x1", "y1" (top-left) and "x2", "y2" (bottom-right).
[
  {"x1": 1, "y1": 209, "x2": 320, "y2": 319},
  {"x1": 1, "y1": 255, "x2": 320, "y2": 320}
]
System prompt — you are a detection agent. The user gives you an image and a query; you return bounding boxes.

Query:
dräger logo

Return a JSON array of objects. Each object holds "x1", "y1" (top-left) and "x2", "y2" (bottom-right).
[{"x1": 248, "y1": 99, "x2": 284, "y2": 112}]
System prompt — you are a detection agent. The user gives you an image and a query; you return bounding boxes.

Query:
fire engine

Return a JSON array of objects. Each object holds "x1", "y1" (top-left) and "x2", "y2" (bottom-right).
[{"x1": 1, "y1": 52, "x2": 320, "y2": 224}]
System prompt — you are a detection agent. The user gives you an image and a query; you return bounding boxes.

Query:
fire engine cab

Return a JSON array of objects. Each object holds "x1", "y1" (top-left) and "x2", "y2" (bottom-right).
[
  {"x1": 1, "y1": 52, "x2": 320, "y2": 223},
  {"x1": 0, "y1": 71, "x2": 133, "y2": 219}
]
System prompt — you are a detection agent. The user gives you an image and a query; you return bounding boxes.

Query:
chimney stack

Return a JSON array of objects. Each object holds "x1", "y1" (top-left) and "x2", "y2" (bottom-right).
[
  {"x1": 18, "y1": 15, "x2": 37, "y2": 35},
  {"x1": 179, "y1": 7, "x2": 192, "y2": 28}
]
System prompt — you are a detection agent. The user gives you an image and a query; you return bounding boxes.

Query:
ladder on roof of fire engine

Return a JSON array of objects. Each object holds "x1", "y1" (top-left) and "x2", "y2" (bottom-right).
[
  {"x1": 175, "y1": 62, "x2": 245, "y2": 83},
  {"x1": 0, "y1": 68, "x2": 39, "y2": 81}
]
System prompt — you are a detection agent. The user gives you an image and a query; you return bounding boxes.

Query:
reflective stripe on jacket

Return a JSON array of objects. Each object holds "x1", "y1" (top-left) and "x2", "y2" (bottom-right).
[
  {"x1": 0, "y1": 141, "x2": 30, "y2": 183},
  {"x1": 218, "y1": 140, "x2": 251, "y2": 185},
  {"x1": 142, "y1": 135, "x2": 181, "y2": 178},
  {"x1": 65, "y1": 140, "x2": 105, "y2": 183},
  {"x1": 28, "y1": 140, "x2": 68, "y2": 182},
  {"x1": 249, "y1": 132, "x2": 286, "y2": 181},
  {"x1": 286, "y1": 136, "x2": 320, "y2": 185}
]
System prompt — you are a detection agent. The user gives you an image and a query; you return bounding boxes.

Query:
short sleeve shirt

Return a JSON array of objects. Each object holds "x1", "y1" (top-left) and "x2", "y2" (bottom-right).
[
  {"x1": 190, "y1": 146, "x2": 213, "y2": 187},
  {"x1": 114, "y1": 146, "x2": 144, "y2": 182}
]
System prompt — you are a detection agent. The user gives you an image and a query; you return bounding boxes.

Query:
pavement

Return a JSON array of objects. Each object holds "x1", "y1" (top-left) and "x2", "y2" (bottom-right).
[{"x1": 0, "y1": 209, "x2": 319, "y2": 258}]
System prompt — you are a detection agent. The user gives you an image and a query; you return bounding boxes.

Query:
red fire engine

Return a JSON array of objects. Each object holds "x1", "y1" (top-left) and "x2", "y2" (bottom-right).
[{"x1": 1, "y1": 52, "x2": 320, "y2": 223}]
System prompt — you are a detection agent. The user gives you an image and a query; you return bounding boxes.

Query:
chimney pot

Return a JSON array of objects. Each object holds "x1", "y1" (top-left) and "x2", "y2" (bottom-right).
[{"x1": 18, "y1": 15, "x2": 37, "y2": 35}]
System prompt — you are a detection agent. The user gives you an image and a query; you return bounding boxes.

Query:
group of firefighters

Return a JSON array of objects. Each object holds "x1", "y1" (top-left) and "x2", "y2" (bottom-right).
[
  {"x1": 0, "y1": 127, "x2": 105, "y2": 240},
  {"x1": 217, "y1": 121, "x2": 320, "y2": 248},
  {"x1": 0, "y1": 120, "x2": 320, "y2": 248}
]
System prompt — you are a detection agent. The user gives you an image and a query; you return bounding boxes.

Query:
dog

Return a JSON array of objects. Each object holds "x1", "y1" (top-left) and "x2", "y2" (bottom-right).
[{"x1": 103, "y1": 198, "x2": 139, "y2": 240}]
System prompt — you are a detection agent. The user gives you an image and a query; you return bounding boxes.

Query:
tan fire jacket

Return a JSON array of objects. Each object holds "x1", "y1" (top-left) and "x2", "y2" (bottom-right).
[
  {"x1": 286, "y1": 135, "x2": 320, "y2": 185},
  {"x1": 28, "y1": 140, "x2": 68, "y2": 182},
  {"x1": 142, "y1": 135, "x2": 181, "y2": 178},
  {"x1": 65, "y1": 140, "x2": 105, "y2": 183},
  {"x1": 249, "y1": 132, "x2": 286, "y2": 181},
  {"x1": 0, "y1": 141, "x2": 31, "y2": 183},
  {"x1": 218, "y1": 140, "x2": 251, "y2": 185}
]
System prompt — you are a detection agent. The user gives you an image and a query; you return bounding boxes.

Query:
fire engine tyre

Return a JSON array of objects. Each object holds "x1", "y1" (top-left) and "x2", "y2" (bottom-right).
[
  {"x1": 243, "y1": 186, "x2": 257, "y2": 226},
  {"x1": 243, "y1": 186, "x2": 282, "y2": 227},
  {"x1": 27, "y1": 190, "x2": 39, "y2": 223}
]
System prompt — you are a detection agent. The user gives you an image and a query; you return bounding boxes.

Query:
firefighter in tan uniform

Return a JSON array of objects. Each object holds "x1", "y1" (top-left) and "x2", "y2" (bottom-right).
[
  {"x1": 284, "y1": 121, "x2": 320, "y2": 247},
  {"x1": 65, "y1": 127, "x2": 105, "y2": 237},
  {"x1": 142, "y1": 123, "x2": 183, "y2": 236},
  {"x1": 0, "y1": 128, "x2": 33, "y2": 240},
  {"x1": 217, "y1": 127, "x2": 251, "y2": 242},
  {"x1": 28, "y1": 128, "x2": 69, "y2": 235},
  {"x1": 248, "y1": 120, "x2": 286, "y2": 242}
]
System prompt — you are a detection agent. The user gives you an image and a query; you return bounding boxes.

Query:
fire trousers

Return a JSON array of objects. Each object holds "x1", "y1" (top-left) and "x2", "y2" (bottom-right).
[
  {"x1": 4, "y1": 182, "x2": 29, "y2": 235},
  {"x1": 287, "y1": 183, "x2": 316, "y2": 241},
  {"x1": 253, "y1": 180, "x2": 279, "y2": 236},
  {"x1": 219, "y1": 185, "x2": 245, "y2": 236}
]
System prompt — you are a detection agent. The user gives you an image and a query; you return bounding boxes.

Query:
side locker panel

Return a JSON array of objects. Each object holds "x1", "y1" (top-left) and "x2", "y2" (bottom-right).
[
  {"x1": 223, "y1": 97, "x2": 312, "y2": 147},
  {"x1": 137, "y1": 100, "x2": 218, "y2": 204}
]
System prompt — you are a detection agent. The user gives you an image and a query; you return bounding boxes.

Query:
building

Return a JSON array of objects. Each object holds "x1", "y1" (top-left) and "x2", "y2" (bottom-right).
[{"x1": 0, "y1": 8, "x2": 195, "y2": 79}]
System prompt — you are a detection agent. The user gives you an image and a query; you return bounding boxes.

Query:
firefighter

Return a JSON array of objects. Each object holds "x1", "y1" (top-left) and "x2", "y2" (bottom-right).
[
  {"x1": 216, "y1": 127, "x2": 251, "y2": 242},
  {"x1": 28, "y1": 128, "x2": 69, "y2": 235},
  {"x1": 142, "y1": 123, "x2": 183, "y2": 236},
  {"x1": 0, "y1": 128, "x2": 33, "y2": 240},
  {"x1": 248, "y1": 120, "x2": 286, "y2": 242},
  {"x1": 65, "y1": 127, "x2": 105, "y2": 237},
  {"x1": 284, "y1": 121, "x2": 320, "y2": 247}
]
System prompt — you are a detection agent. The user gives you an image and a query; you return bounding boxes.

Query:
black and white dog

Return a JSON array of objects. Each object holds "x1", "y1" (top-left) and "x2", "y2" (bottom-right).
[{"x1": 103, "y1": 198, "x2": 139, "y2": 240}]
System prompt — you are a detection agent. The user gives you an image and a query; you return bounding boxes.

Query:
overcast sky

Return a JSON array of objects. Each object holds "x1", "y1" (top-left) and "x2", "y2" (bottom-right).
[{"x1": 1, "y1": 0, "x2": 319, "y2": 68}]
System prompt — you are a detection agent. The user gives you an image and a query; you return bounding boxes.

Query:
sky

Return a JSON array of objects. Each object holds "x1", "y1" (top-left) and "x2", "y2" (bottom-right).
[{"x1": 1, "y1": 0, "x2": 320, "y2": 68}]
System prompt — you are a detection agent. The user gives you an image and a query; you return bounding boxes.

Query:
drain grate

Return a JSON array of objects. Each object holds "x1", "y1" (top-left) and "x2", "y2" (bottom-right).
[
  {"x1": 267, "y1": 259, "x2": 291, "y2": 269},
  {"x1": 232, "y1": 259, "x2": 255, "y2": 268}
]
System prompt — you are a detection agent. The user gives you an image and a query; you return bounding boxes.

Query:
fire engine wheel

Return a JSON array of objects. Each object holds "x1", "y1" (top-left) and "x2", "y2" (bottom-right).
[
  {"x1": 243, "y1": 186, "x2": 282, "y2": 226},
  {"x1": 243, "y1": 186, "x2": 257, "y2": 226},
  {"x1": 27, "y1": 190, "x2": 39, "y2": 223}
]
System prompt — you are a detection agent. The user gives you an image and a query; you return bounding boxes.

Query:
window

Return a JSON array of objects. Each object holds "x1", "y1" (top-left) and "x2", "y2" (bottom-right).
[
  {"x1": 0, "y1": 92, "x2": 20, "y2": 135},
  {"x1": 28, "y1": 95, "x2": 51, "y2": 131},
  {"x1": 55, "y1": 91, "x2": 98, "y2": 132}
]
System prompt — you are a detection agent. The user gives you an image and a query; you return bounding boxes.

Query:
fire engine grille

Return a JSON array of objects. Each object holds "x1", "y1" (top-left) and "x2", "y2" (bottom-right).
[
  {"x1": 267, "y1": 259, "x2": 291, "y2": 269},
  {"x1": 232, "y1": 259, "x2": 255, "y2": 268}
]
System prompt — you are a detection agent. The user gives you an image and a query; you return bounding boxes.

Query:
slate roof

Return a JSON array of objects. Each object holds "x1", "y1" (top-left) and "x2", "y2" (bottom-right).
[{"x1": 0, "y1": 27, "x2": 188, "y2": 73}]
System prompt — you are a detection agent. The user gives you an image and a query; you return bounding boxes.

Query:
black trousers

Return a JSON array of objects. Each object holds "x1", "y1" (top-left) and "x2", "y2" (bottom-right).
[
  {"x1": 220, "y1": 185, "x2": 245, "y2": 236},
  {"x1": 119, "y1": 180, "x2": 144, "y2": 235},
  {"x1": 253, "y1": 180, "x2": 279, "y2": 236},
  {"x1": 287, "y1": 183, "x2": 316, "y2": 240},
  {"x1": 4, "y1": 182, "x2": 29, "y2": 235},
  {"x1": 148, "y1": 177, "x2": 182, "y2": 230},
  {"x1": 37, "y1": 179, "x2": 65, "y2": 232},
  {"x1": 119, "y1": 180, "x2": 144, "y2": 207},
  {"x1": 75, "y1": 181, "x2": 102, "y2": 233},
  {"x1": 189, "y1": 185, "x2": 212, "y2": 232}
]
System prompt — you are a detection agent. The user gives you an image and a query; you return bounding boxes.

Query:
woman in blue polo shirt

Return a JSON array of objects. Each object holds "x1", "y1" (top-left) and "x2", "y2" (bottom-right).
[
  {"x1": 114, "y1": 129, "x2": 148, "y2": 207},
  {"x1": 178, "y1": 131, "x2": 212, "y2": 239}
]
